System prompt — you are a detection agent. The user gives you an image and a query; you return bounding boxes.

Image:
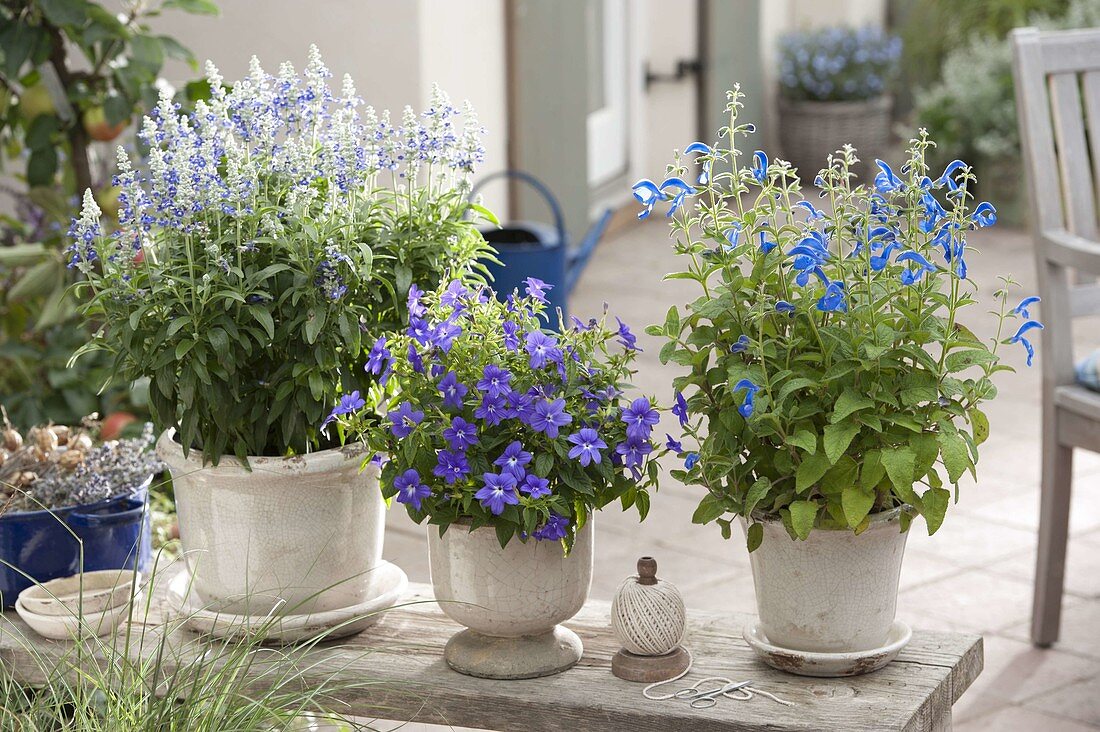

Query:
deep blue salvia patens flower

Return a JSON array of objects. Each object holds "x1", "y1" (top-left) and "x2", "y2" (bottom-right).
[
  {"x1": 533, "y1": 512, "x2": 569, "y2": 541},
  {"x1": 394, "y1": 469, "x2": 430, "y2": 511},
  {"x1": 672, "y1": 391, "x2": 689, "y2": 427},
  {"x1": 632, "y1": 179, "x2": 661, "y2": 219},
  {"x1": 388, "y1": 401, "x2": 424, "y2": 438},
  {"x1": 520, "y1": 474, "x2": 551, "y2": 498},
  {"x1": 622, "y1": 397, "x2": 659, "y2": 440},
  {"x1": 494, "y1": 440, "x2": 532, "y2": 479},
  {"x1": 896, "y1": 251, "x2": 937, "y2": 285},
  {"x1": 972, "y1": 202, "x2": 997, "y2": 228},
  {"x1": 321, "y1": 390, "x2": 365, "y2": 428},
  {"x1": 724, "y1": 223, "x2": 742, "y2": 250},
  {"x1": 775, "y1": 300, "x2": 796, "y2": 315},
  {"x1": 751, "y1": 151, "x2": 768, "y2": 184},
  {"x1": 685, "y1": 141, "x2": 713, "y2": 185},
  {"x1": 443, "y1": 416, "x2": 478, "y2": 450},
  {"x1": 616, "y1": 317, "x2": 640, "y2": 351},
  {"x1": 731, "y1": 334, "x2": 750, "y2": 353},
  {"x1": 684, "y1": 452, "x2": 700, "y2": 470},
  {"x1": 659, "y1": 176, "x2": 696, "y2": 217},
  {"x1": 567, "y1": 428, "x2": 607, "y2": 467},
  {"x1": 437, "y1": 370, "x2": 468, "y2": 409},
  {"x1": 816, "y1": 280, "x2": 848, "y2": 313},
  {"x1": 759, "y1": 232, "x2": 778, "y2": 254},
  {"x1": 475, "y1": 472, "x2": 519, "y2": 516},
  {"x1": 1013, "y1": 296, "x2": 1041, "y2": 319},
  {"x1": 795, "y1": 201, "x2": 825, "y2": 221},
  {"x1": 525, "y1": 331, "x2": 561, "y2": 369},
  {"x1": 433, "y1": 449, "x2": 470, "y2": 484},
  {"x1": 665, "y1": 434, "x2": 684, "y2": 453},
  {"x1": 524, "y1": 277, "x2": 553, "y2": 303},
  {"x1": 528, "y1": 397, "x2": 572, "y2": 438},
  {"x1": 870, "y1": 241, "x2": 899, "y2": 272},
  {"x1": 476, "y1": 364, "x2": 512, "y2": 397},
  {"x1": 935, "y1": 159, "x2": 967, "y2": 190},
  {"x1": 733, "y1": 379, "x2": 760, "y2": 418},
  {"x1": 873, "y1": 160, "x2": 903, "y2": 193},
  {"x1": 1009, "y1": 320, "x2": 1044, "y2": 367}
]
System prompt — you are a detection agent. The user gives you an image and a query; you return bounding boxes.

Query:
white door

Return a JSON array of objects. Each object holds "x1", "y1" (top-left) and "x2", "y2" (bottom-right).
[{"x1": 585, "y1": 0, "x2": 630, "y2": 187}]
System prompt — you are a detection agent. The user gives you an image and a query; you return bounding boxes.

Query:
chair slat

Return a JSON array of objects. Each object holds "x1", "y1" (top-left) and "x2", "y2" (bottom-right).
[
  {"x1": 1049, "y1": 72, "x2": 1098, "y2": 241},
  {"x1": 1014, "y1": 29, "x2": 1068, "y2": 234},
  {"x1": 1070, "y1": 281, "x2": 1100, "y2": 317},
  {"x1": 1082, "y1": 71, "x2": 1100, "y2": 214},
  {"x1": 1029, "y1": 28, "x2": 1100, "y2": 75}
]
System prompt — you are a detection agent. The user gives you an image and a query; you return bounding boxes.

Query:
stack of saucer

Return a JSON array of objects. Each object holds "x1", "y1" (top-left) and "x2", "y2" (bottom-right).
[{"x1": 15, "y1": 569, "x2": 144, "y2": 640}]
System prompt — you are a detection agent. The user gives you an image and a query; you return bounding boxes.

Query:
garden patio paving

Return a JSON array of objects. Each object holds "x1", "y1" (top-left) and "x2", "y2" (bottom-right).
[{"x1": 376, "y1": 218, "x2": 1100, "y2": 731}]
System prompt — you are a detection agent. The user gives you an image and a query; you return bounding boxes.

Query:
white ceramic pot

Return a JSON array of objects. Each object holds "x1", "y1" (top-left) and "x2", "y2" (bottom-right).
[
  {"x1": 428, "y1": 517, "x2": 593, "y2": 679},
  {"x1": 742, "y1": 508, "x2": 908, "y2": 653},
  {"x1": 157, "y1": 432, "x2": 386, "y2": 616}
]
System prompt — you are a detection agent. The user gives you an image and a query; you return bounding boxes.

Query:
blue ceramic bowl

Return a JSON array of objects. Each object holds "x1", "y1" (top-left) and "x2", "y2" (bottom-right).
[{"x1": 0, "y1": 477, "x2": 153, "y2": 608}]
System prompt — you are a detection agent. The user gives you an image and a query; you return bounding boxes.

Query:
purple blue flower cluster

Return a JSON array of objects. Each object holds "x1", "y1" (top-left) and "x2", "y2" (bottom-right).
[{"x1": 778, "y1": 25, "x2": 901, "y2": 102}]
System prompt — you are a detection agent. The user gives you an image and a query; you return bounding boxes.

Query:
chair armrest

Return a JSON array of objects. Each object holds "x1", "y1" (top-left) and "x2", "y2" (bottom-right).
[{"x1": 1041, "y1": 229, "x2": 1100, "y2": 274}]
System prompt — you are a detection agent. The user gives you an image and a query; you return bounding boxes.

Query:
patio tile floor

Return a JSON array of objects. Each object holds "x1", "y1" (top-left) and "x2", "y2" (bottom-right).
[{"x1": 378, "y1": 220, "x2": 1100, "y2": 730}]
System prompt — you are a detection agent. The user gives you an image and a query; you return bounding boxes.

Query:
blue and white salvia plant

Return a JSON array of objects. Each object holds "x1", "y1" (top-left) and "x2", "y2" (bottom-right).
[
  {"x1": 641, "y1": 87, "x2": 1041, "y2": 549},
  {"x1": 778, "y1": 25, "x2": 901, "y2": 102},
  {"x1": 324, "y1": 280, "x2": 661, "y2": 550},
  {"x1": 68, "y1": 47, "x2": 494, "y2": 464}
]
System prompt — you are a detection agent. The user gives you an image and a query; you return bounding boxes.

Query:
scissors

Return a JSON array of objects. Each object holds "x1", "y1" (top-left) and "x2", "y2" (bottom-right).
[{"x1": 674, "y1": 680, "x2": 754, "y2": 709}]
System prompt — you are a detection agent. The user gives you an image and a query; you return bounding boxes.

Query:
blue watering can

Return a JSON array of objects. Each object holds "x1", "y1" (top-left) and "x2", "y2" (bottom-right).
[{"x1": 471, "y1": 171, "x2": 612, "y2": 320}]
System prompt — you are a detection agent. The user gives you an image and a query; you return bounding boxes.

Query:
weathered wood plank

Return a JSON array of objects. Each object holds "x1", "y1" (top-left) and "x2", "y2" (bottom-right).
[{"x1": 0, "y1": 573, "x2": 982, "y2": 732}]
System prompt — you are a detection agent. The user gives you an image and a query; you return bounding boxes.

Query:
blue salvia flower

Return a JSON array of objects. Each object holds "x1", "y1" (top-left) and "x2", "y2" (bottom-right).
[
  {"x1": 724, "y1": 223, "x2": 742, "y2": 250},
  {"x1": 731, "y1": 334, "x2": 750, "y2": 353},
  {"x1": 896, "y1": 251, "x2": 937, "y2": 285},
  {"x1": 816, "y1": 280, "x2": 848, "y2": 313},
  {"x1": 1013, "y1": 296, "x2": 1041, "y2": 319},
  {"x1": 684, "y1": 452, "x2": 700, "y2": 470},
  {"x1": 873, "y1": 160, "x2": 903, "y2": 193},
  {"x1": 758, "y1": 231, "x2": 778, "y2": 254},
  {"x1": 795, "y1": 201, "x2": 825, "y2": 221},
  {"x1": 659, "y1": 176, "x2": 696, "y2": 218},
  {"x1": 919, "y1": 192, "x2": 947, "y2": 233},
  {"x1": 935, "y1": 160, "x2": 967, "y2": 190},
  {"x1": 775, "y1": 300, "x2": 796, "y2": 314},
  {"x1": 631, "y1": 179, "x2": 661, "y2": 219},
  {"x1": 751, "y1": 151, "x2": 768, "y2": 184},
  {"x1": 1009, "y1": 320, "x2": 1044, "y2": 367},
  {"x1": 972, "y1": 202, "x2": 997, "y2": 228},
  {"x1": 732, "y1": 379, "x2": 760, "y2": 418},
  {"x1": 685, "y1": 141, "x2": 712, "y2": 185}
]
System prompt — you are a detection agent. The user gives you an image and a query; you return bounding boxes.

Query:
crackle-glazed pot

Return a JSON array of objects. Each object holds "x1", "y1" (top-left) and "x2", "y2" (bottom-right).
[
  {"x1": 157, "y1": 431, "x2": 385, "y2": 616},
  {"x1": 742, "y1": 508, "x2": 908, "y2": 653},
  {"x1": 428, "y1": 517, "x2": 593, "y2": 679}
]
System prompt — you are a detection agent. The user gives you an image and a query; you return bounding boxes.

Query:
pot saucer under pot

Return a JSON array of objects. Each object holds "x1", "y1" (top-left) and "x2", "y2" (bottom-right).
[{"x1": 742, "y1": 619, "x2": 912, "y2": 677}]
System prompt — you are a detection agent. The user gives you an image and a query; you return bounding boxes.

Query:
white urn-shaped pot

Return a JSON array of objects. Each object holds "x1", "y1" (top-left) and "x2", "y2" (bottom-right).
[
  {"x1": 157, "y1": 431, "x2": 386, "y2": 617},
  {"x1": 743, "y1": 508, "x2": 909, "y2": 653},
  {"x1": 428, "y1": 517, "x2": 593, "y2": 679}
]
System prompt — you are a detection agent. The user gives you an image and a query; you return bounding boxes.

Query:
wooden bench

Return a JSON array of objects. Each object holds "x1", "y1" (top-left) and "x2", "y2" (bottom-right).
[{"x1": 0, "y1": 575, "x2": 982, "y2": 731}]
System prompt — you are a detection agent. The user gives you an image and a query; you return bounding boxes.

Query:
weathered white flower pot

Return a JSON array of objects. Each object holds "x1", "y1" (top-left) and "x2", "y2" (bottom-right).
[
  {"x1": 742, "y1": 508, "x2": 908, "y2": 653},
  {"x1": 157, "y1": 432, "x2": 385, "y2": 616},
  {"x1": 428, "y1": 517, "x2": 593, "y2": 679}
]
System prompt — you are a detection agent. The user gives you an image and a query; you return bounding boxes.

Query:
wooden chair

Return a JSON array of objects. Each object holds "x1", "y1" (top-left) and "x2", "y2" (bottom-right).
[{"x1": 1012, "y1": 27, "x2": 1100, "y2": 647}]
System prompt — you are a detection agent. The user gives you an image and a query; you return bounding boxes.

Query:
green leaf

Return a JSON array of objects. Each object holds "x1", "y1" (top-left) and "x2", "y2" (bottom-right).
[
  {"x1": 943, "y1": 348, "x2": 997, "y2": 373},
  {"x1": 860, "y1": 450, "x2": 885, "y2": 491},
  {"x1": 250, "y1": 307, "x2": 275, "y2": 339},
  {"x1": 534, "y1": 452, "x2": 553, "y2": 477},
  {"x1": 395, "y1": 264, "x2": 412, "y2": 298},
  {"x1": 970, "y1": 408, "x2": 990, "y2": 446},
  {"x1": 938, "y1": 431, "x2": 970, "y2": 484},
  {"x1": 163, "y1": 0, "x2": 220, "y2": 15},
  {"x1": 743, "y1": 477, "x2": 770, "y2": 517},
  {"x1": 788, "y1": 500, "x2": 819, "y2": 540},
  {"x1": 921, "y1": 486, "x2": 951, "y2": 535},
  {"x1": 25, "y1": 114, "x2": 58, "y2": 150},
  {"x1": 663, "y1": 305, "x2": 680, "y2": 337},
  {"x1": 795, "y1": 452, "x2": 831, "y2": 494},
  {"x1": 746, "y1": 522, "x2": 763, "y2": 552},
  {"x1": 27, "y1": 146, "x2": 58, "y2": 187},
  {"x1": 822, "y1": 422, "x2": 860, "y2": 464},
  {"x1": 692, "y1": 493, "x2": 726, "y2": 524},
  {"x1": 841, "y1": 486, "x2": 876, "y2": 528},
  {"x1": 788, "y1": 429, "x2": 817, "y2": 454},
  {"x1": 304, "y1": 308, "x2": 325, "y2": 345},
  {"x1": 830, "y1": 388, "x2": 874, "y2": 424},
  {"x1": 39, "y1": 0, "x2": 89, "y2": 27},
  {"x1": 881, "y1": 446, "x2": 916, "y2": 495}
]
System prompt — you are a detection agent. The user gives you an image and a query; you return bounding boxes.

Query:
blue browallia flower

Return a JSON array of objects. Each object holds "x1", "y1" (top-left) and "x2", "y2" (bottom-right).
[
  {"x1": 758, "y1": 232, "x2": 778, "y2": 254},
  {"x1": 475, "y1": 472, "x2": 519, "y2": 515},
  {"x1": 615, "y1": 438, "x2": 652, "y2": 471},
  {"x1": 407, "y1": 343, "x2": 424, "y2": 374},
  {"x1": 529, "y1": 398, "x2": 572, "y2": 438},
  {"x1": 622, "y1": 397, "x2": 659, "y2": 440},
  {"x1": 775, "y1": 300, "x2": 796, "y2": 315},
  {"x1": 430, "y1": 320, "x2": 462, "y2": 353},
  {"x1": 873, "y1": 159, "x2": 903, "y2": 193},
  {"x1": 474, "y1": 393, "x2": 511, "y2": 426},
  {"x1": 972, "y1": 202, "x2": 997, "y2": 228},
  {"x1": 366, "y1": 337, "x2": 392, "y2": 376},
  {"x1": 1009, "y1": 320, "x2": 1044, "y2": 367},
  {"x1": 816, "y1": 280, "x2": 848, "y2": 313},
  {"x1": 632, "y1": 178, "x2": 662, "y2": 219},
  {"x1": 494, "y1": 440, "x2": 533, "y2": 479},
  {"x1": 526, "y1": 331, "x2": 561, "y2": 369},
  {"x1": 660, "y1": 176, "x2": 696, "y2": 218},
  {"x1": 567, "y1": 428, "x2": 607, "y2": 467},
  {"x1": 394, "y1": 469, "x2": 430, "y2": 511},
  {"x1": 616, "y1": 317, "x2": 640, "y2": 352},
  {"x1": 896, "y1": 251, "x2": 937, "y2": 285},
  {"x1": 502, "y1": 320, "x2": 520, "y2": 351},
  {"x1": 533, "y1": 512, "x2": 570, "y2": 541},
  {"x1": 321, "y1": 390, "x2": 365, "y2": 428},
  {"x1": 732, "y1": 379, "x2": 760, "y2": 418},
  {"x1": 443, "y1": 416, "x2": 478, "y2": 450},
  {"x1": 731, "y1": 334, "x2": 750, "y2": 353},
  {"x1": 408, "y1": 317, "x2": 433, "y2": 346},
  {"x1": 672, "y1": 392, "x2": 689, "y2": 427},
  {"x1": 440, "y1": 280, "x2": 469, "y2": 309},
  {"x1": 438, "y1": 370, "x2": 468, "y2": 409},
  {"x1": 433, "y1": 449, "x2": 470, "y2": 484},
  {"x1": 521, "y1": 474, "x2": 551, "y2": 498},
  {"x1": 407, "y1": 284, "x2": 426, "y2": 318},
  {"x1": 795, "y1": 201, "x2": 825, "y2": 221},
  {"x1": 388, "y1": 401, "x2": 424, "y2": 438},
  {"x1": 477, "y1": 364, "x2": 513, "y2": 397},
  {"x1": 685, "y1": 141, "x2": 712, "y2": 185},
  {"x1": 1013, "y1": 296, "x2": 1041, "y2": 319},
  {"x1": 684, "y1": 452, "x2": 700, "y2": 470},
  {"x1": 525, "y1": 277, "x2": 553, "y2": 304},
  {"x1": 665, "y1": 434, "x2": 683, "y2": 453},
  {"x1": 751, "y1": 150, "x2": 768, "y2": 184},
  {"x1": 935, "y1": 159, "x2": 967, "y2": 190}
]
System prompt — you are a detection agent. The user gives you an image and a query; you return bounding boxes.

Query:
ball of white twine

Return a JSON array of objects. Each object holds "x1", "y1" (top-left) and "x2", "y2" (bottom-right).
[{"x1": 611, "y1": 573, "x2": 686, "y2": 656}]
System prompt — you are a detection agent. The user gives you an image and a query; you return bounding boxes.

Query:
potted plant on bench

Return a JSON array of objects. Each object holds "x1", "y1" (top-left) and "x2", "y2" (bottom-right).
[
  {"x1": 326, "y1": 280, "x2": 661, "y2": 678},
  {"x1": 68, "y1": 47, "x2": 493, "y2": 627},
  {"x1": 640, "y1": 87, "x2": 1040, "y2": 674}
]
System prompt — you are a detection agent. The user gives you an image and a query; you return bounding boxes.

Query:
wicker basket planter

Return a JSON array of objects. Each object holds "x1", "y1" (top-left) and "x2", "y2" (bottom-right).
[{"x1": 778, "y1": 95, "x2": 892, "y2": 182}]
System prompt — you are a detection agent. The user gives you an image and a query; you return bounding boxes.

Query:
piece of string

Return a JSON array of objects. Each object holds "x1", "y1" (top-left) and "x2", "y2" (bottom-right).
[{"x1": 641, "y1": 648, "x2": 794, "y2": 707}]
